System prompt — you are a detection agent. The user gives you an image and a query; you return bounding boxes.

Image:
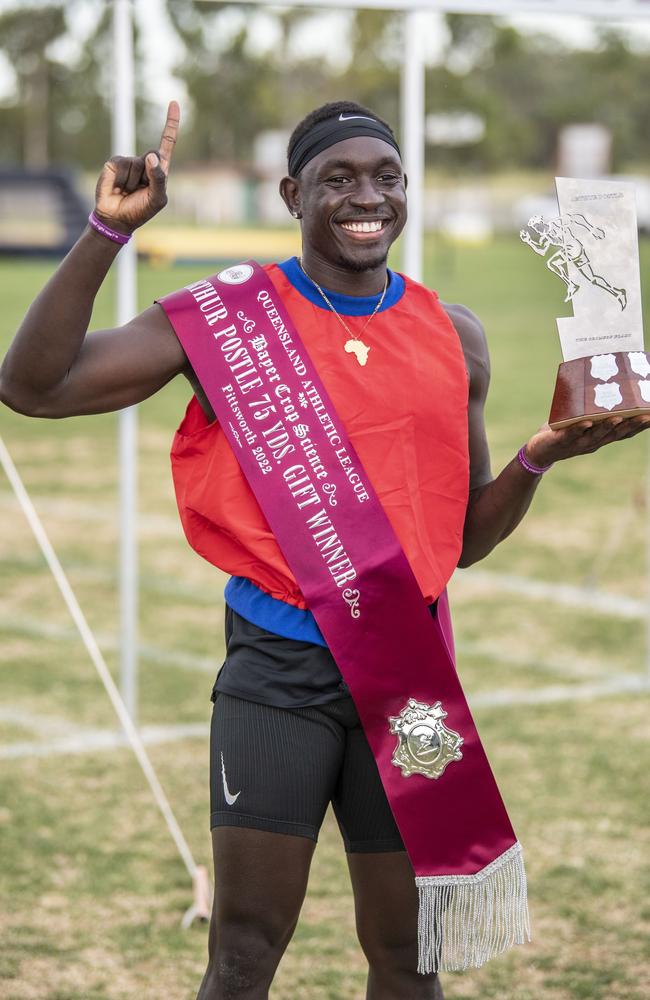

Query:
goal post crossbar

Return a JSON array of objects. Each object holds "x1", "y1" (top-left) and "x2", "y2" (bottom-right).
[{"x1": 194, "y1": 0, "x2": 650, "y2": 20}]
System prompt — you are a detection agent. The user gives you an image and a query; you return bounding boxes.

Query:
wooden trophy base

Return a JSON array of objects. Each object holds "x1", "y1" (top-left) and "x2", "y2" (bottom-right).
[{"x1": 549, "y1": 351, "x2": 650, "y2": 429}]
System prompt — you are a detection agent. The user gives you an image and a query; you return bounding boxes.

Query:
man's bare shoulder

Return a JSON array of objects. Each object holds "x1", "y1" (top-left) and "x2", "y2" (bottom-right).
[
  {"x1": 127, "y1": 301, "x2": 183, "y2": 344},
  {"x1": 441, "y1": 301, "x2": 490, "y2": 385},
  {"x1": 117, "y1": 302, "x2": 191, "y2": 374},
  {"x1": 141, "y1": 302, "x2": 212, "y2": 415}
]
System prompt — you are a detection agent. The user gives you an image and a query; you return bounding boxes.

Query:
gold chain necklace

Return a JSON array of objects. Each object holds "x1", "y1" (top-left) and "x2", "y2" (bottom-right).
[{"x1": 298, "y1": 258, "x2": 388, "y2": 367}]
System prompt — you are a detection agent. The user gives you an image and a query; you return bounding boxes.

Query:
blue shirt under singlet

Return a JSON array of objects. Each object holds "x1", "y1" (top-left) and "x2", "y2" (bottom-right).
[
  {"x1": 225, "y1": 576, "x2": 327, "y2": 646},
  {"x1": 224, "y1": 257, "x2": 406, "y2": 647}
]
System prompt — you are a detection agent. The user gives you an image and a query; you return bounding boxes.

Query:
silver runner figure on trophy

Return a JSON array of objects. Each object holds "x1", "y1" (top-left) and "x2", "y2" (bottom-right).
[
  {"x1": 519, "y1": 176, "x2": 649, "y2": 427},
  {"x1": 520, "y1": 213, "x2": 627, "y2": 310}
]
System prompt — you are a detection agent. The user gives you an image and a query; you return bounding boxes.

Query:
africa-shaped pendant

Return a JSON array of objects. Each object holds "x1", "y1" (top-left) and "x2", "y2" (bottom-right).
[{"x1": 344, "y1": 339, "x2": 370, "y2": 366}]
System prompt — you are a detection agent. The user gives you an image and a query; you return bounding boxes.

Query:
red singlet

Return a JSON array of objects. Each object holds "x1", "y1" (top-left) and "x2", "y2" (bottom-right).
[{"x1": 170, "y1": 262, "x2": 470, "y2": 609}]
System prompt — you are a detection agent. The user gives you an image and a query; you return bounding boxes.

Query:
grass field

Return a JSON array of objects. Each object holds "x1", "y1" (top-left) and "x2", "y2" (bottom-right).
[{"x1": 1, "y1": 234, "x2": 649, "y2": 1000}]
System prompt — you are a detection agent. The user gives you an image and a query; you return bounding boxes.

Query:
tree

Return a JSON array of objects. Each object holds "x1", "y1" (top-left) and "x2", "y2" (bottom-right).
[
  {"x1": 0, "y1": 4, "x2": 67, "y2": 166},
  {"x1": 165, "y1": 0, "x2": 332, "y2": 162},
  {"x1": 0, "y1": 0, "x2": 155, "y2": 170},
  {"x1": 334, "y1": 10, "x2": 401, "y2": 132},
  {"x1": 47, "y1": 4, "x2": 112, "y2": 169}
]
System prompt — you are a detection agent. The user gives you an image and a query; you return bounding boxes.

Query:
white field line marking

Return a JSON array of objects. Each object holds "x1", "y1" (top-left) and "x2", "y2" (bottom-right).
[
  {"x1": 0, "y1": 490, "x2": 180, "y2": 533},
  {"x1": 138, "y1": 643, "x2": 216, "y2": 672},
  {"x1": 1, "y1": 615, "x2": 115, "y2": 646},
  {"x1": 0, "y1": 721, "x2": 208, "y2": 760},
  {"x1": 2, "y1": 554, "x2": 222, "y2": 602},
  {"x1": 0, "y1": 615, "x2": 616, "y2": 683},
  {"x1": 0, "y1": 491, "x2": 117, "y2": 522},
  {"x1": 1, "y1": 674, "x2": 648, "y2": 763},
  {"x1": 470, "y1": 674, "x2": 650, "y2": 708},
  {"x1": 0, "y1": 705, "x2": 77, "y2": 738},
  {"x1": 0, "y1": 614, "x2": 217, "y2": 674},
  {"x1": 454, "y1": 568, "x2": 645, "y2": 620},
  {"x1": 3, "y1": 612, "x2": 645, "y2": 703},
  {"x1": 0, "y1": 613, "x2": 631, "y2": 685},
  {"x1": 458, "y1": 639, "x2": 612, "y2": 681},
  {"x1": 3, "y1": 486, "x2": 645, "y2": 618},
  {"x1": 0, "y1": 436, "x2": 198, "y2": 879}
]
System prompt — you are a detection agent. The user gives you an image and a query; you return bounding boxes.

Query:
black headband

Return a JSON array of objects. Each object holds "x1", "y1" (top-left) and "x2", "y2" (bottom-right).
[{"x1": 288, "y1": 114, "x2": 401, "y2": 177}]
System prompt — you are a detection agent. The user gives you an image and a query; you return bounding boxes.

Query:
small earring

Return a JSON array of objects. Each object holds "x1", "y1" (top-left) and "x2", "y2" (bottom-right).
[{"x1": 292, "y1": 210, "x2": 301, "y2": 219}]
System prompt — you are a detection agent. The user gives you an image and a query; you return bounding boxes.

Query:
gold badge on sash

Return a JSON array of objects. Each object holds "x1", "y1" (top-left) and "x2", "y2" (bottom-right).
[{"x1": 389, "y1": 699, "x2": 463, "y2": 779}]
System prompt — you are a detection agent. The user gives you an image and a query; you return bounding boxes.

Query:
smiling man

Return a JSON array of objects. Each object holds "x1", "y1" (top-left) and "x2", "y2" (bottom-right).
[{"x1": 2, "y1": 99, "x2": 649, "y2": 1000}]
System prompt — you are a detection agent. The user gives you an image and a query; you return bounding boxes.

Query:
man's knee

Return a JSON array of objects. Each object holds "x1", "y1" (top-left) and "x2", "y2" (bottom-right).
[
  {"x1": 200, "y1": 915, "x2": 297, "y2": 998},
  {"x1": 214, "y1": 931, "x2": 275, "y2": 993},
  {"x1": 201, "y1": 827, "x2": 313, "y2": 996},
  {"x1": 362, "y1": 935, "x2": 443, "y2": 1000},
  {"x1": 360, "y1": 928, "x2": 416, "y2": 974},
  {"x1": 358, "y1": 924, "x2": 445, "y2": 995}
]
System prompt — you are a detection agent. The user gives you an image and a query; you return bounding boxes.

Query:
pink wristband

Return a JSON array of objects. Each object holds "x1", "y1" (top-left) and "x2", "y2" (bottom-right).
[
  {"x1": 517, "y1": 445, "x2": 552, "y2": 476},
  {"x1": 88, "y1": 211, "x2": 132, "y2": 245}
]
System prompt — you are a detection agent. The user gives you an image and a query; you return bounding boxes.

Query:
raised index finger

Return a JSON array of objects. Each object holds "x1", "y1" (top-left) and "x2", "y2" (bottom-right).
[{"x1": 158, "y1": 100, "x2": 180, "y2": 175}]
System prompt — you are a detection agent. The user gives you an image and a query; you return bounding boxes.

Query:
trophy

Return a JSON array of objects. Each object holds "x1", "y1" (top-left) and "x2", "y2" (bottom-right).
[{"x1": 520, "y1": 177, "x2": 649, "y2": 429}]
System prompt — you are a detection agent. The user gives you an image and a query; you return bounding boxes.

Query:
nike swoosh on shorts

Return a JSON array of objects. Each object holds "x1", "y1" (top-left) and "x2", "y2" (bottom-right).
[{"x1": 220, "y1": 752, "x2": 241, "y2": 806}]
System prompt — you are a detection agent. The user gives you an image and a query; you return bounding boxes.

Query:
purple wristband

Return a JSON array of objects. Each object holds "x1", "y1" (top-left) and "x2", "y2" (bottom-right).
[
  {"x1": 517, "y1": 445, "x2": 552, "y2": 476},
  {"x1": 88, "y1": 211, "x2": 132, "y2": 245}
]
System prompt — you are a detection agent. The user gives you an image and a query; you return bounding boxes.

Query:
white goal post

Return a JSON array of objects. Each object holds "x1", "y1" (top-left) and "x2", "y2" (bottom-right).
[
  {"x1": 114, "y1": 0, "x2": 650, "y2": 717},
  {"x1": 195, "y1": 1, "x2": 650, "y2": 18},
  {"x1": 214, "y1": 1, "x2": 650, "y2": 13}
]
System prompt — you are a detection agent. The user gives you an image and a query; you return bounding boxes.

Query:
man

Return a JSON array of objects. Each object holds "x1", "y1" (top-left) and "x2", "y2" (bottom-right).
[{"x1": 1, "y1": 100, "x2": 648, "y2": 1000}]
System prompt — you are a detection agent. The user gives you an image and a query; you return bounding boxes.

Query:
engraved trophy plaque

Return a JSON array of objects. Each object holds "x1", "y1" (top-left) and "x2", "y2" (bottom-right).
[{"x1": 520, "y1": 177, "x2": 649, "y2": 429}]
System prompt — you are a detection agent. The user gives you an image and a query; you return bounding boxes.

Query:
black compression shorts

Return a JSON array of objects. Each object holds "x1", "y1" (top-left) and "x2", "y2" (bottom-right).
[{"x1": 210, "y1": 692, "x2": 405, "y2": 852}]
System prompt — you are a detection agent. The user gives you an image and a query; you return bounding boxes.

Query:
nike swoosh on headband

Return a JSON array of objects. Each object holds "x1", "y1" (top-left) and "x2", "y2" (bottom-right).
[
  {"x1": 220, "y1": 752, "x2": 241, "y2": 806},
  {"x1": 338, "y1": 113, "x2": 377, "y2": 122}
]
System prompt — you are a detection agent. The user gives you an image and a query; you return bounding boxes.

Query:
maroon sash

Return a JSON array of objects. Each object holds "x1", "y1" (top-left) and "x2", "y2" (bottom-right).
[{"x1": 158, "y1": 262, "x2": 530, "y2": 972}]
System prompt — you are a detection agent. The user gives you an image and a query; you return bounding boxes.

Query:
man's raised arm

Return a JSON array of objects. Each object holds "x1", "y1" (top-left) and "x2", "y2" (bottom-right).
[{"x1": 0, "y1": 101, "x2": 187, "y2": 418}]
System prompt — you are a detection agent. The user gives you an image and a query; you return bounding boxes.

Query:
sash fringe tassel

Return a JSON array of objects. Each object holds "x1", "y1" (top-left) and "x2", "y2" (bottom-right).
[{"x1": 416, "y1": 841, "x2": 530, "y2": 974}]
